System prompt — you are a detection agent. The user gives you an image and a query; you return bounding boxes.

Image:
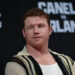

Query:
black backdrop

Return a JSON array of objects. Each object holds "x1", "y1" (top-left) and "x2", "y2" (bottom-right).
[{"x1": 0, "y1": 0, "x2": 75, "y2": 75}]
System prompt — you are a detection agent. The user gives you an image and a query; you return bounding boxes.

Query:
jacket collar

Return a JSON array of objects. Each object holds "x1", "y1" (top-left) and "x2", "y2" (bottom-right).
[{"x1": 17, "y1": 46, "x2": 30, "y2": 56}]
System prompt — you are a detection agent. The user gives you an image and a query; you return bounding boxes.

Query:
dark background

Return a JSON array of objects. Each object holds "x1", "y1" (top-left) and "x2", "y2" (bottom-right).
[{"x1": 0, "y1": 0, "x2": 75, "y2": 75}]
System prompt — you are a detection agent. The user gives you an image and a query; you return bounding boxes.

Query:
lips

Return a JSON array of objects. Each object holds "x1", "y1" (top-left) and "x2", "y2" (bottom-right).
[
  {"x1": 33, "y1": 37, "x2": 42, "y2": 38},
  {"x1": 33, "y1": 37, "x2": 42, "y2": 40}
]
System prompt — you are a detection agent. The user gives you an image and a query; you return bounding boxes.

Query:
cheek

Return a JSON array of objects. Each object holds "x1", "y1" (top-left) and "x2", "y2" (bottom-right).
[
  {"x1": 25, "y1": 31, "x2": 32, "y2": 39},
  {"x1": 44, "y1": 28, "x2": 52, "y2": 36},
  {"x1": 43, "y1": 29, "x2": 50, "y2": 35}
]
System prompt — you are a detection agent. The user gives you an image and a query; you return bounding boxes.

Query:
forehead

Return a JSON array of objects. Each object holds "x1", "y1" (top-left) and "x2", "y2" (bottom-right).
[{"x1": 24, "y1": 16, "x2": 48, "y2": 26}]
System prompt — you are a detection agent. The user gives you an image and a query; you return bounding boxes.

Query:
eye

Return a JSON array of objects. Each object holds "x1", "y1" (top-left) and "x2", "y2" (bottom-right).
[
  {"x1": 26, "y1": 25, "x2": 34, "y2": 29},
  {"x1": 38, "y1": 24, "x2": 45, "y2": 28}
]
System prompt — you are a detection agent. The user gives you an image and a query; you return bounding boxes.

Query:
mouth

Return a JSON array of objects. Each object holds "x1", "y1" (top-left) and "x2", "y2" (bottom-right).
[
  {"x1": 33, "y1": 37, "x2": 42, "y2": 38},
  {"x1": 33, "y1": 37, "x2": 42, "y2": 40}
]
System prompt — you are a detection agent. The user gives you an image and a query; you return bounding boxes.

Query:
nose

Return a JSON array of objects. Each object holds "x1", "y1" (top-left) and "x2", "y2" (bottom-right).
[{"x1": 33, "y1": 26, "x2": 39, "y2": 34}]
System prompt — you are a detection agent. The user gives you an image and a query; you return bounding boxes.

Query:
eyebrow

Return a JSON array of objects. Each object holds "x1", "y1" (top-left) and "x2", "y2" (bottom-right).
[{"x1": 27, "y1": 23, "x2": 45, "y2": 26}]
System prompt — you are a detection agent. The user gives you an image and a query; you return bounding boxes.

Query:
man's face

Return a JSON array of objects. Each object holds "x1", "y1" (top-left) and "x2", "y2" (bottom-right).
[{"x1": 22, "y1": 16, "x2": 52, "y2": 48}]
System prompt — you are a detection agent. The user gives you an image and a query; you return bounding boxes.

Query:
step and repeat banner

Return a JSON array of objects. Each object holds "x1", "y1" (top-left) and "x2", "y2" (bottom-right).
[{"x1": 0, "y1": 0, "x2": 75, "y2": 74}]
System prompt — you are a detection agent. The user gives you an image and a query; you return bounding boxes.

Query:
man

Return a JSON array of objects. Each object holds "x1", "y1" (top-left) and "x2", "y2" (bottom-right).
[{"x1": 5, "y1": 8, "x2": 75, "y2": 75}]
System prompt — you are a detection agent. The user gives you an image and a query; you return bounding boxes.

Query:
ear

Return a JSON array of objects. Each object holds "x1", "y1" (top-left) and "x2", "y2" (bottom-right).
[
  {"x1": 49, "y1": 26, "x2": 52, "y2": 35},
  {"x1": 22, "y1": 28, "x2": 26, "y2": 38}
]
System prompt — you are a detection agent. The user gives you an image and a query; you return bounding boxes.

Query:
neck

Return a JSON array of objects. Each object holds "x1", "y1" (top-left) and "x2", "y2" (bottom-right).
[{"x1": 26, "y1": 44, "x2": 49, "y2": 55}]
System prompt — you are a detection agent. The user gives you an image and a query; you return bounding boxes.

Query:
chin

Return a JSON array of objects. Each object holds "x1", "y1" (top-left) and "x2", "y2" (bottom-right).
[{"x1": 32, "y1": 43, "x2": 43, "y2": 49}]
